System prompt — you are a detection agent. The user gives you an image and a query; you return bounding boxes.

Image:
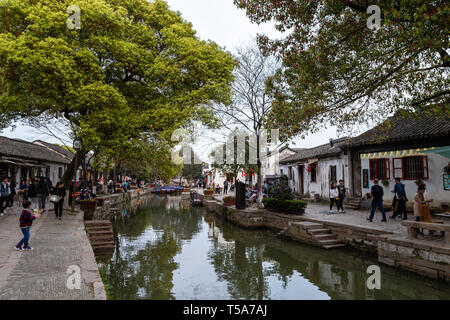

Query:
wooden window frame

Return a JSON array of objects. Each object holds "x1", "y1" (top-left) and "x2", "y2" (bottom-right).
[
  {"x1": 402, "y1": 155, "x2": 429, "y2": 180},
  {"x1": 369, "y1": 158, "x2": 390, "y2": 180},
  {"x1": 310, "y1": 163, "x2": 317, "y2": 183}
]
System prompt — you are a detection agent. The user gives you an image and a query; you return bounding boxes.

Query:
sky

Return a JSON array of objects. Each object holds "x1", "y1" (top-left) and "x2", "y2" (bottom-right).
[{"x1": 1, "y1": 0, "x2": 372, "y2": 158}]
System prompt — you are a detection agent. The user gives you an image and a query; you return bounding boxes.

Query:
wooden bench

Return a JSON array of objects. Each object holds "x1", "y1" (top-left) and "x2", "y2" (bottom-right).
[{"x1": 402, "y1": 221, "x2": 450, "y2": 243}]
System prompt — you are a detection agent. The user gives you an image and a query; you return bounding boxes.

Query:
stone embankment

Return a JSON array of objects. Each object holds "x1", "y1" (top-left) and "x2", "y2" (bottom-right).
[{"x1": 204, "y1": 197, "x2": 450, "y2": 282}]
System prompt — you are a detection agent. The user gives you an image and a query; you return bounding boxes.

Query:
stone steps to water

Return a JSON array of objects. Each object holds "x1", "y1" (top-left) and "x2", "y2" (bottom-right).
[
  {"x1": 312, "y1": 233, "x2": 337, "y2": 240},
  {"x1": 323, "y1": 243, "x2": 346, "y2": 249},
  {"x1": 286, "y1": 221, "x2": 345, "y2": 249},
  {"x1": 85, "y1": 220, "x2": 115, "y2": 257},
  {"x1": 309, "y1": 228, "x2": 331, "y2": 235}
]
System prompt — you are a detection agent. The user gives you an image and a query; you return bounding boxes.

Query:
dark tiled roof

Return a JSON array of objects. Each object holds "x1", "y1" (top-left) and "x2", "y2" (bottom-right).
[
  {"x1": 281, "y1": 137, "x2": 348, "y2": 164},
  {"x1": 0, "y1": 136, "x2": 70, "y2": 164},
  {"x1": 33, "y1": 140, "x2": 74, "y2": 159},
  {"x1": 348, "y1": 115, "x2": 450, "y2": 147}
]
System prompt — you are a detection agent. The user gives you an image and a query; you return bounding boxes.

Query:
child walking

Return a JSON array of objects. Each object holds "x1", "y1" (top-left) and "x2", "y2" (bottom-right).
[{"x1": 15, "y1": 200, "x2": 40, "y2": 251}]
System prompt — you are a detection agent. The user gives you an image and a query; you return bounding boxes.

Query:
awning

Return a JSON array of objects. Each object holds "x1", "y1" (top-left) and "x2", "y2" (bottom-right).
[
  {"x1": 307, "y1": 158, "x2": 319, "y2": 165},
  {"x1": 422, "y1": 146, "x2": 450, "y2": 159},
  {"x1": 360, "y1": 147, "x2": 444, "y2": 159}
]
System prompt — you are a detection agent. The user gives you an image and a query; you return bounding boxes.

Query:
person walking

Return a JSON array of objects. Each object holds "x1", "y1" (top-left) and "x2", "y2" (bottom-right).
[
  {"x1": 0, "y1": 177, "x2": 11, "y2": 216},
  {"x1": 45, "y1": 177, "x2": 52, "y2": 192},
  {"x1": 223, "y1": 180, "x2": 229, "y2": 194},
  {"x1": 329, "y1": 182, "x2": 339, "y2": 213},
  {"x1": 367, "y1": 180, "x2": 387, "y2": 222},
  {"x1": 337, "y1": 179, "x2": 345, "y2": 213},
  {"x1": 27, "y1": 177, "x2": 38, "y2": 209},
  {"x1": 391, "y1": 178, "x2": 408, "y2": 220},
  {"x1": 35, "y1": 177, "x2": 49, "y2": 213},
  {"x1": 53, "y1": 181, "x2": 67, "y2": 220},
  {"x1": 15, "y1": 200, "x2": 40, "y2": 251},
  {"x1": 8, "y1": 177, "x2": 16, "y2": 208}
]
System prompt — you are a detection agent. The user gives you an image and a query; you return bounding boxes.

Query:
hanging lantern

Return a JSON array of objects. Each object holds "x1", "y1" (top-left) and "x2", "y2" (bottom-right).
[{"x1": 307, "y1": 165, "x2": 312, "y2": 172}]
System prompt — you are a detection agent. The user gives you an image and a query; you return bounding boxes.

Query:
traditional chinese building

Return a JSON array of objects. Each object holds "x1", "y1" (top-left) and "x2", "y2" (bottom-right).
[{"x1": 347, "y1": 114, "x2": 450, "y2": 206}]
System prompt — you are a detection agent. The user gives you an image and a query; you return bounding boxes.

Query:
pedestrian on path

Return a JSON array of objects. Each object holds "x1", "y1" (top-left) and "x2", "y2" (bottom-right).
[
  {"x1": 337, "y1": 179, "x2": 345, "y2": 213},
  {"x1": 0, "y1": 177, "x2": 11, "y2": 215},
  {"x1": 329, "y1": 182, "x2": 339, "y2": 213},
  {"x1": 8, "y1": 177, "x2": 16, "y2": 208},
  {"x1": 35, "y1": 177, "x2": 49, "y2": 213},
  {"x1": 27, "y1": 177, "x2": 38, "y2": 209},
  {"x1": 15, "y1": 200, "x2": 40, "y2": 251},
  {"x1": 223, "y1": 180, "x2": 228, "y2": 194},
  {"x1": 391, "y1": 178, "x2": 408, "y2": 220},
  {"x1": 367, "y1": 180, "x2": 387, "y2": 222},
  {"x1": 53, "y1": 181, "x2": 67, "y2": 220}
]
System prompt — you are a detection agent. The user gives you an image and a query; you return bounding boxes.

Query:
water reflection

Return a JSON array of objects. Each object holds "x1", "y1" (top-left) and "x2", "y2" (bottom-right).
[{"x1": 100, "y1": 196, "x2": 450, "y2": 300}]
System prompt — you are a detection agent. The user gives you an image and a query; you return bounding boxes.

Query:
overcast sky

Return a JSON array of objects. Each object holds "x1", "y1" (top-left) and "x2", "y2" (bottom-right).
[{"x1": 1, "y1": 0, "x2": 372, "y2": 157}]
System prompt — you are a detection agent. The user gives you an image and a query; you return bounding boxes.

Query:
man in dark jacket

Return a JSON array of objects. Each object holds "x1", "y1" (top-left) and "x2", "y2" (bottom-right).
[
  {"x1": 35, "y1": 177, "x2": 49, "y2": 213},
  {"x1": 0, "y1": 177, "x2": 10, "y2": 215},
  {"x1": 8, "y1": 177, "x2": 16, "y2": 208},
  {"x1": 367, "y1": 180, "x2": 387, "y2": 222},
  {"x1": 390, "y1": 178, "x2": 408, "y2": 220}
]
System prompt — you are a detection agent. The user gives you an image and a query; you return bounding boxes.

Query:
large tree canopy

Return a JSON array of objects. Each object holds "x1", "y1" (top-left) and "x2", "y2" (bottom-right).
[
  {"x1": 0, "y1": 0, "x2": 235, "y2": 180},
  {"x1": 235, "y1": 0, "x2": 449, "y2": 141}
]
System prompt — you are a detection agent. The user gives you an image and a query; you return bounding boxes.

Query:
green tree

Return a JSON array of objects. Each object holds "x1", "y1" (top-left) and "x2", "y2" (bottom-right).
[
  {"x1": 0, "y1": 0, "x2": 235, "y2": 183},
  {"x1": 235, "y1": 0, "x2": 449, "y2": 141}
]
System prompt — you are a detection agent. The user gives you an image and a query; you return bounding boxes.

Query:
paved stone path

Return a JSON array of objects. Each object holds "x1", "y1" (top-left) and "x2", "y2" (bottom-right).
[
  {"x1": 0, "y1": 204, "x2": 106, "y2": 300},
  {"x1": 210, "y1": 191, "x2": 409, "y2": 236}
]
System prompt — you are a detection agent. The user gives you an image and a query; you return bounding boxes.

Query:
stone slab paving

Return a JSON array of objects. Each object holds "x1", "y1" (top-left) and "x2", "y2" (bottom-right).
[
  {"x1": 304, "y1": 202, "x2": 410, "y2": 236},
  {"x1": 0, "y1": 204, "x2": 106, "y2": 300}
]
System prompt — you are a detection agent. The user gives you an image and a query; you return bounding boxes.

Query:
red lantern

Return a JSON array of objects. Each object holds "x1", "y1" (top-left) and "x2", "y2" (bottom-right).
[{"x1": 307, "y1": 165, "x2": 312, "y2": 172}]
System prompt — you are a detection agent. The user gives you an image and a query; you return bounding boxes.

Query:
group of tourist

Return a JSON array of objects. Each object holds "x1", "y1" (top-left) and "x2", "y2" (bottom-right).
[{"x1": 367, "y1": 178, "x2": 433, "y2": 222}]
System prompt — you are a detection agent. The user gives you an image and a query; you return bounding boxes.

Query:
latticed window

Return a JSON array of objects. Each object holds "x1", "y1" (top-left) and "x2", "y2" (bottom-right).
[
  {"x1": 369, "y1": 159, "x2": 390, "y2": 180},
  {"x1": 330, "y1": 165, "x2": 337, "y2": 183},
  {"x1": 403, "y1": 156, "x2": 428, "y2": 180}
]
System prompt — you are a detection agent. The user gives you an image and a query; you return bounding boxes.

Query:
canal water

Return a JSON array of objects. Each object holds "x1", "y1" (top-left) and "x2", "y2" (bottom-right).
[{"x1": 99, "y1": 195, "x2": 450, "y2": 300}]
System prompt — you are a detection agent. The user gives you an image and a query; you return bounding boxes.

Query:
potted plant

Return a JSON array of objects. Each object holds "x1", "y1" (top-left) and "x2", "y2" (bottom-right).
[
  {"x1": 204, "y1": 189, "x2": 214, "y2": 196},
  {"x1": 414, "y1": 178, "x2": 424, "y2": 186},
  {"x1": 80, "y1": 199, "x2": 97, "y2": 211},
  {"x1": 223, "y1": 196, "x2": 235, "y2": 206},
  {"x1": 444, "y1": 162, "x2": 450, "y2": 174},
  {"x1": 381, "y1": 179, "x2": 389, "y2": 187}
]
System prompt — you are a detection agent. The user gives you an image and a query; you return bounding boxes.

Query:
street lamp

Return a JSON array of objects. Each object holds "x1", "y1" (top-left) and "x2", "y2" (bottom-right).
[{"x1": 72, "y1": 139, "x2": 82, "y2": 212}]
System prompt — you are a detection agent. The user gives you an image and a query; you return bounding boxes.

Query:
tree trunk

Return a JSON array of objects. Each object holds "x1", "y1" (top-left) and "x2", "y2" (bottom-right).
[
  {"x1": 62, "y1": 150, "x2": 87, "y2": 186},
  {"x1": 256, "y1": 134, "x2": 263, "y2": 204}
]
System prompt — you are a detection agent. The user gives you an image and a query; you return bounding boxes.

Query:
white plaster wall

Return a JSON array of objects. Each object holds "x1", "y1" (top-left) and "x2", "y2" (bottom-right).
[{"x1": 360, "y1": 153, "x2": 449, "y2": 205}]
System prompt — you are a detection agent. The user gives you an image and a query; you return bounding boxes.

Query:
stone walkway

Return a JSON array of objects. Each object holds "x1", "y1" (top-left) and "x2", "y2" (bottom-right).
[
  {"x1": 0, "y1": 204, "x2": 105, "y2": 300},
  {"x1": 209, "y1": 190, "x2": 410, "y2": 236}
]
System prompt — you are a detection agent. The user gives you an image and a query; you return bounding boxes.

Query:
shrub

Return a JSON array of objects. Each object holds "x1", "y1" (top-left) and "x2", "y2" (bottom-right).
[
  {"x1": 283, "y1": 200, "x2": 307, "y2": 214},
  {"x1": 267, "y1": 175, "x2": 293, "y2": 201},
  {"x1": 262, "y1": 198, "x2": 278, "y2": 210},
  {"x1": 263, "y1": 198, "x2": 307, "y2": 215}
]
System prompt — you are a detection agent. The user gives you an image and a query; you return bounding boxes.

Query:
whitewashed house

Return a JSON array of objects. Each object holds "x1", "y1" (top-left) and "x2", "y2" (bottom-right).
[
  {"x1": 280, "y1": 138, "x2": 351, "y2": 199},
  {"x1": 0, "y1": 137, "x2": 72, "y2": 185}
]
